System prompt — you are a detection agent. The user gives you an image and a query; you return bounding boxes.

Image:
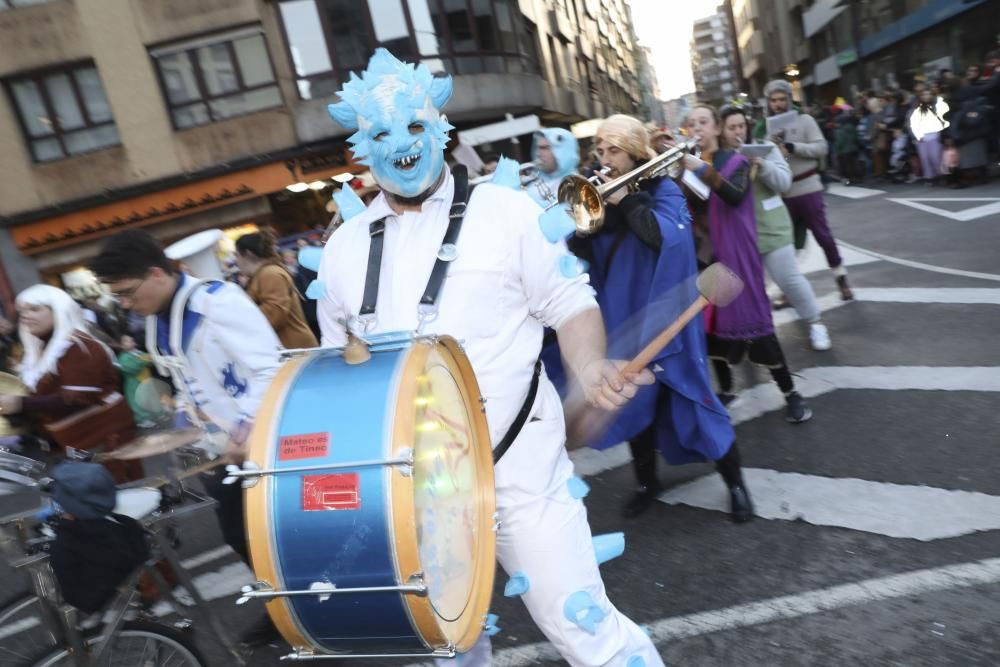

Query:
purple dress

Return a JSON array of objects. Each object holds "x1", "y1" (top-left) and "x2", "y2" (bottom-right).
[{"x1": 707, "y1": 150, "x2": 774, "y2": 340}]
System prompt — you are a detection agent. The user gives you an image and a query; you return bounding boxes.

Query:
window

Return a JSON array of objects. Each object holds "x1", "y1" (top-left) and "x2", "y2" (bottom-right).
[
  {"x1": 548, "y1": 35, "x2": 561, "y2": 86},
  {"x1": 152, "y1": 28, "x2": 282, "y2": 129},
  {"x1": 6, "y1": 63, "x2": 121, "y2": 162},
  {"x1": 276, "y1": 0, "x2": 537, "y2": 96}
]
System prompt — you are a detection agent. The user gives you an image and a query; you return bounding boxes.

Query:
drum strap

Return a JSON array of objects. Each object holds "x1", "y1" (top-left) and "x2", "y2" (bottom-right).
[
  {"x1": 492, "y1": 359, "x2": 542, "y2": 464},
  {"x1": 359, "y1": 165, "x2": 470, "y2": 324}
]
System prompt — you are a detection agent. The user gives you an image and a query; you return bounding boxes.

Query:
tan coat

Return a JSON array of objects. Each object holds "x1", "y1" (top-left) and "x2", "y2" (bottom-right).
[{"x1": 245, "y1": 263, "x2": 318, "y2": 350}]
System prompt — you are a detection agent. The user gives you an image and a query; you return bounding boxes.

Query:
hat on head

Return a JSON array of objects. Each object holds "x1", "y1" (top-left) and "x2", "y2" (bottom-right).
[
  {"x1": 49, "y1": 462, "x2": 116, "y2": 520},
  {"x1": 764, "y1": 79, "x2": 794, "y2": 98},
  {"x1": 594, "y1": 114, "x2": 657, "y2": 161}
]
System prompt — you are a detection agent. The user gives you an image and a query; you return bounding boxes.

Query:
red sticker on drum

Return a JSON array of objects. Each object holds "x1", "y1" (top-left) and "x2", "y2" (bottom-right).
[
  {"x1": 302, "y1": 474, "x2": 360, "y2": 511},
  {"x1": 279, "y1": 432, "x2": 330, "y2": 461}
]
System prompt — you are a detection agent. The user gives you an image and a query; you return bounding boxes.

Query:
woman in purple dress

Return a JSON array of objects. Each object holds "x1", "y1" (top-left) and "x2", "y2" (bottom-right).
[{"x1": 681, "y1": 104, "x2": 812, "y2": 423}]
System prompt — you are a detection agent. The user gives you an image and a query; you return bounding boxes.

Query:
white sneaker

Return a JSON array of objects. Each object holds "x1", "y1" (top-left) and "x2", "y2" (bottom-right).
[{"x1": 809, "y1": 323, "x2": 832, "y2": 351}]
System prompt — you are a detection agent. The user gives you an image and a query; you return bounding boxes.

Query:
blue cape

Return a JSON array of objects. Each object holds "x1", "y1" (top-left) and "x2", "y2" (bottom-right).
[{"x1": 544, "y1": 177, "x2": 734, "y2": 464}]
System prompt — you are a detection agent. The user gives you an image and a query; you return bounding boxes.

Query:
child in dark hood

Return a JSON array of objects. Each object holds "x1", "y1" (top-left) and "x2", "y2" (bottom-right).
[{"x1": 47, "y1": 462, "x2": 149, "y2": 613}]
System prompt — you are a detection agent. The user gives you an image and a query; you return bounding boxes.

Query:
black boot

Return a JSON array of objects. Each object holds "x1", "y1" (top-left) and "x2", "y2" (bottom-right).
[
  {"x1": 836, "y1": 274, "x2": 854, "y2": 301},
  {"x1": 624, "y1": 431, "x2": 661, "y2": 518},
  {"x1": 715, "y1": 443, "x2": 754, "y2": 523},
  {"x1": 728, "y1": 485, "x2": 754, "y2": 523},
  {"x1": 623, "y1": 483, "x2": 664, "y2": 518}
]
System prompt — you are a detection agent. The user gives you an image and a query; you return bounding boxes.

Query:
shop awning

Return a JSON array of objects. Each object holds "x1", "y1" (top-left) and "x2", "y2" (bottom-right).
[{"x1": 10, "y1": 160, "x2": 361, "y2": 256}]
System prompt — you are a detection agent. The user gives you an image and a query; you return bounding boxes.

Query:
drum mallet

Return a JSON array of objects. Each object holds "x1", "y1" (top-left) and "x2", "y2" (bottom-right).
[
  {"x1": 566, "y1": 263, "x2": 743, "y2": 449},
  {"x1": 621, "y1": 262, "x2": 743, "y2": 377}
]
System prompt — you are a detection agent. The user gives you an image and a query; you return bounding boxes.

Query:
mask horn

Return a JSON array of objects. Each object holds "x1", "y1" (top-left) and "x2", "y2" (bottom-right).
[
  {"x1": 328, "y1": 101, "x2": 359, "y2": 130},
  {"x1": 429, "y1": 75, "x2": 453, "y2": 110}
]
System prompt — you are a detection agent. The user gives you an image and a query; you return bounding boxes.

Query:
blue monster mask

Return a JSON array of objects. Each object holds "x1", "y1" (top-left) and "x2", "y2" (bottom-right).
[
  {"x1": 532, "y1": 128, "x2": 579, "y2": 181},
  {"x1": 328, "y1": 49, "x2": 454, "y2": 198}
]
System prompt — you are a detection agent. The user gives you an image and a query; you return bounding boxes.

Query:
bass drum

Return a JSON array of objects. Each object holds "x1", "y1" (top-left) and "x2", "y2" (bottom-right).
[{"x1": 245, "y1": 335, "x2": 496, "y2": 658}]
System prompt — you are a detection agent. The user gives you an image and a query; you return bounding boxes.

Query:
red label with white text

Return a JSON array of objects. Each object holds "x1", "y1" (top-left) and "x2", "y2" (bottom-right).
[
  {"x1": 279, "y1": 432, "x2": 329, "y2": 461},
  {"x1": 302, "y1": 474, "x2": 360, "y2": 511}
]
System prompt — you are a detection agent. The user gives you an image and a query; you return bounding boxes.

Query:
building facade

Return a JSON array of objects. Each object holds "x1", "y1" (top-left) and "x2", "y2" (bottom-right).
[
  {"x1": 804, "y1": 0, "x2": 999, "y2": 102},
  {"x1": 662, "y1": 92, "x2": 699, "y2": 131},
  {"x1": 730, "y1": 0, "x2": 810, "y2": 100},
  {"x1": 690, "y1": 5, "x2": 741, "y2": 105},
  {"x1": 0, "y1": 0, "x2": 643, "y2": 309},
  {"x1": 637, "y1": 46, "x2": 666, "y2": 125}
]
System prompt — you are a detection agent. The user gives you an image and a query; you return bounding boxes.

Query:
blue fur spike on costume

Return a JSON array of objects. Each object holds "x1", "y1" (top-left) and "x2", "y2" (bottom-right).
[
  {"x1": 298, "y1": 246, "x2": 323, "y2": 272},
  {"x1": 305, "y1": 279, "x2": 326, "y2": 300},
  {"x1": 504, "y1": 571, "x2": 531, "y2": 597},
  {"x1": 483, "y1": 612, "x2": 501, "y2": 636},
  {"x1": 538, "y1": 203, "x2": 576, "y2": 243},
  {"x1": 490, "y1": 156, "x2": 522, "y2": 190},
  {"x1": 592, "y1": 532, "x2": 626, "y2": 565},
  {"x1": 567, "y1": 475, "x2": 590, "y2": 499},
  {"x1": 560, "y1": 254, "x2": 588, "y2": 278},
  {"x1": 333, "y1": 184, "x2": 368, "y2": 222},
  {"x1": 563, "y1": 590, "x2": 607, "y2": 634}
]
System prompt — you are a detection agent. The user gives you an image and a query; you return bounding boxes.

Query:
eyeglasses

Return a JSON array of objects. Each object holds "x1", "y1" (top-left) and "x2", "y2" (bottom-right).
[{"x1": 110, "y1": 276, "x2": 148, "y2": 301}]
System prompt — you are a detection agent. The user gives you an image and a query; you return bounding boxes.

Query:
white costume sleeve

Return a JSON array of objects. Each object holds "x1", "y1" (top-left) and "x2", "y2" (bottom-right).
[
  {"x1": 317, "y1": 233, "x2": 349, "y2": 348},
  {"x1": 205, "y1": 285, "x2": 282, "y2": 422},
  {"x1": 514, "y1": 194, "x2": 597, "y2": 329}
]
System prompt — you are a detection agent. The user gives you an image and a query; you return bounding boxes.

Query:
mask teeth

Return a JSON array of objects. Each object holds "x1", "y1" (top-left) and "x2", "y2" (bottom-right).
[{"x1": 393, "y1": 154, "x2": 420, "y2": 167}]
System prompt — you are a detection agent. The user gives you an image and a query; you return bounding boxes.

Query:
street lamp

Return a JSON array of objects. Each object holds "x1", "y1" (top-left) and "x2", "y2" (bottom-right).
[{"x1": 784, "y1": 64, "x2": 800, "y2": 79}]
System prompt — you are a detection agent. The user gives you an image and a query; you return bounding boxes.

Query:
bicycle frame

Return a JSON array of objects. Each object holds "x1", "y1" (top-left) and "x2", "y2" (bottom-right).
[{"x1": 1, "y1": 484, "x2": 245, "y2": 666}]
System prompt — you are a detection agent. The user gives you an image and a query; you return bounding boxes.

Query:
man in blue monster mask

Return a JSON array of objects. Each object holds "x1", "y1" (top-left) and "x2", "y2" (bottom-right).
[
  {"x1": 526, "y1": 127, "x2": 580, "y2": 206},
  {"x1": 318, "y1": 49, "x2": 664, "y2": 666}
]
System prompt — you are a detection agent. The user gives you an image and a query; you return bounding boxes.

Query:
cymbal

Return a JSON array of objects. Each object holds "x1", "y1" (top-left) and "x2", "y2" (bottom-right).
[
  {"x1": 102, "y1": 428, "x2": 204, "y2": 460},
  {"x1": 0, "y1": 372, "x2": 27, "y2": 437}
]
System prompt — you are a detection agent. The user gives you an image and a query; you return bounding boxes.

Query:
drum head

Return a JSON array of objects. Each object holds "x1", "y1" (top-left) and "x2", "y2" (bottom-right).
[
  {"x1": 391, "y1": 337, "x2": 496, "y2": 652},
  {"x1": 114, "y1": 487, "x2": 162, "y2": 519}
]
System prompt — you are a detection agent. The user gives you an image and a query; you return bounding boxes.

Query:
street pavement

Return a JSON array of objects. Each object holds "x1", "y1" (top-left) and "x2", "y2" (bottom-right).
[{"x1": 2, "y1": 177, "x2": 999, "y2": 666}]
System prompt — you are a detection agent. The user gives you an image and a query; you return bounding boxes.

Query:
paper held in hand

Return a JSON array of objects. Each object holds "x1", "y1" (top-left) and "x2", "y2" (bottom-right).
[
  {"x1": 738, "y1": 143, "x2": 775, "y2": 160},
  {"x1": 765, "y1": 110, "x2": 798, "y2": 137}
]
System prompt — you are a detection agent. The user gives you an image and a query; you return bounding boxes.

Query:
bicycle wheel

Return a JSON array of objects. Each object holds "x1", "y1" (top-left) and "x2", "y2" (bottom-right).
[
  {"x1": 31, "y1": 620, "x2": 207, "y2": 667},
  {"x1": 0, "y1": 593, "x2": 60, "y2": 666}
]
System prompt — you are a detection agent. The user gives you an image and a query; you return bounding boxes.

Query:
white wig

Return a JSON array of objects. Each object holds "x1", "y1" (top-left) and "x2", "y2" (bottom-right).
[{"x1": 16, "y1": 285, "x2": 93, "y2": 390}]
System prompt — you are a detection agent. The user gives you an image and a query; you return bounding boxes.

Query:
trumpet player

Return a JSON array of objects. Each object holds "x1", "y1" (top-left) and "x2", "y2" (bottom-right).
[
  {"x1": 562, "y1": 114, "x2": 754, "y2": 522},
  {"x1": 527, "y1": 127, "x2": 580, "y2": 205}
]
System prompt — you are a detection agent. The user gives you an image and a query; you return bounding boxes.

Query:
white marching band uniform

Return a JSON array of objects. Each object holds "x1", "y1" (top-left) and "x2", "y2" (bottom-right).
[
  {"x1": 145, "y1": 275, "x2": 282, "y2": 441},
  {"x1": 317, "y1": 172, "x2": 664, "y2": 666}
]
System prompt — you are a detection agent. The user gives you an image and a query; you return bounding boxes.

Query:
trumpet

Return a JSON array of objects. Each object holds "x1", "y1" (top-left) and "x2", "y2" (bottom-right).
[{"x1": 557, "y1": 139, "x2": 697, "y2": 235}]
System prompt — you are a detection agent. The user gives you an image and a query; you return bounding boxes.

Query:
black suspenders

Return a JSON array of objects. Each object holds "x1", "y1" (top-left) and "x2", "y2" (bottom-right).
[
  {"x1": 359, "y1": 165, "x2": 469, "y2": 325},
  {"x1": 355, "y1": 165, "x2": 536, "y2": 464}
]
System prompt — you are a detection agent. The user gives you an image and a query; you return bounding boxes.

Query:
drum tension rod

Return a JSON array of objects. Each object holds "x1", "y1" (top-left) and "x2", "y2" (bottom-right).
[
  {"x1": 236, "y1": 580, "x2": 427, "y2": 606},
  {"x1": 223, "y1": 449, "x2": 414, "y2": 488},
  {"x1": 281, "y1": 645, "x2": 455, "y2": 661}
]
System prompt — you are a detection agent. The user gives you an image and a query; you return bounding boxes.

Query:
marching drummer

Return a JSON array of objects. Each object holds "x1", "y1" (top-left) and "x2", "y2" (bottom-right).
[
  {"x1": 89, "y1": 230, "x2": 285, "y2": 648},
  {"x1": 319, "y1": 48, "x2": 664, "y2": 666}
]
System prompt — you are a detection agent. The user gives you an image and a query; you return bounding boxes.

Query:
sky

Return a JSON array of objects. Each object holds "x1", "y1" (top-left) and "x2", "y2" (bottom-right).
[{"x1": 629, "y1": 0, "x2": 726, "y2": 100}]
